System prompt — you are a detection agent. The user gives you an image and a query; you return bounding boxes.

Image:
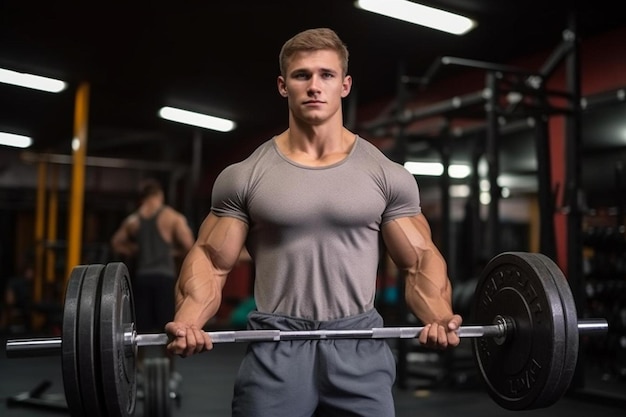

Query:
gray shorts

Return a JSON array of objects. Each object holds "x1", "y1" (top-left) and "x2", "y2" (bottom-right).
[{"x1": 231, "y1": 309, "x2": 396, "y2": 417}]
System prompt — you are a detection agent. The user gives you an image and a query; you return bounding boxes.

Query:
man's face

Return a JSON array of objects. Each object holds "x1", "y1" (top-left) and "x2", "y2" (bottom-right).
[{"x1": 278, "y1": 49, "x2": 351, "y2": 125}]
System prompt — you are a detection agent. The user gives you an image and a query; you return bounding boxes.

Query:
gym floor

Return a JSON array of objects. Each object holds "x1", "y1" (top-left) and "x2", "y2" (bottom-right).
[{"x1": 1, "y1": 336, "x2": 624, "y2": 417}]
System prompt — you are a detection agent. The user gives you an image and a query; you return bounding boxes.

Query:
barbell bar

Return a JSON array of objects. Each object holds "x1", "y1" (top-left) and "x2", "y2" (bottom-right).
[
  {"x1": 4, "y1": 251, "x2": 610, "y2": 415},
  {"x1": 5, "y1": 317, "x2": 608, "y2": 357}
]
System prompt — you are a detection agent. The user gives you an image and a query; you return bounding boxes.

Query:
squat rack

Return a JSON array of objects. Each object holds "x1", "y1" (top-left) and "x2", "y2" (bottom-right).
[{"x1": 360, "y1": 17, "x2": 586, "y2": 390}]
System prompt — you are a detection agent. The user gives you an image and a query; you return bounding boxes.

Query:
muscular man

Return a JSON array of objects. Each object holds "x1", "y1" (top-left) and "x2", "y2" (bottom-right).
[
  {"x1": 111, "y1": 178, "x2": 195, "y2": 374},
  {"x1": 165, "y1": 28, "x2": 462, "y2": 416}
]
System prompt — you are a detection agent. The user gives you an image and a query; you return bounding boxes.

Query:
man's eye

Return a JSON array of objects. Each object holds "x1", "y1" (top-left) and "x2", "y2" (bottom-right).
[{"x1": 322, "y1": 72, "x2": 334, "y2": 79}]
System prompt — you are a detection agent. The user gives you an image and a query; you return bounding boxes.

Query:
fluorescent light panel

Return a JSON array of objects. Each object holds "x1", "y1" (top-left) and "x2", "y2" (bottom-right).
[
  {"x1": 404, "y1": 161, "x2": 470, "y2": 178},
  {"x1": 355, "y1": 0, "x2": 476, "y2": 35},
  {"x1": 0, "y1": 132, "x2": 33, "y2": 148},
  {"x1": 0, "y1": 68, "x2": 67, "y2": 93},
  {"x1": 158, "y1": 106, "x2": 236, "y2": 132}
]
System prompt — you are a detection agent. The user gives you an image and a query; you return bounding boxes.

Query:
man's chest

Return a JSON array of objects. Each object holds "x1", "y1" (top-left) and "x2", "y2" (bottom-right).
[{"x1": 246, "y1": 168, "x2": 386, "y2": 229}]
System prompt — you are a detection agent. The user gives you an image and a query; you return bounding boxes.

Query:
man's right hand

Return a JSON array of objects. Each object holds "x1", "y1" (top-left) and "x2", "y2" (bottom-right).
[{"x1": 164, "y1": 322, "x2": 213, "y2": 357}]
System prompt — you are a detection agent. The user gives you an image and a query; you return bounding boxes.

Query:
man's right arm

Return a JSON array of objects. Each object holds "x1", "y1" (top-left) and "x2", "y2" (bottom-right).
[
  {"x1": 165, "y1": 212, "x2": 248, "y2": 357},
  {"x1": 110, "y1": 215, "x2": 138, "y2": 257}
]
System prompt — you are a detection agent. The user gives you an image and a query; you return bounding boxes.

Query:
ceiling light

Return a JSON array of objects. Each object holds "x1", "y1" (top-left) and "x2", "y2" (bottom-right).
[
  {"x1": 0, "y1": 132, "x2": 33, "y2": 148},
  {"x1": 158, "y1": 106, "x2": 236, "y2": 132},
  {"x1": 404, "y1": 161, "x2": 471, "y2": 178},
  {"x1": 0, "y1": 68, "x2": 67, "y2": 93},
  {"x1": 448, "y1": 164, "x2": 471, "y2": 178},
  {"x1": 355, "y1": 0, "x2": 476, "y2": 35}
]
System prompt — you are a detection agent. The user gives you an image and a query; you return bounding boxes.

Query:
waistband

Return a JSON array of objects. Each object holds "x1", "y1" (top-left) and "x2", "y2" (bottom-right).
[{"x1": 246, "y1": 309, "x2": 384, "y2": 331}]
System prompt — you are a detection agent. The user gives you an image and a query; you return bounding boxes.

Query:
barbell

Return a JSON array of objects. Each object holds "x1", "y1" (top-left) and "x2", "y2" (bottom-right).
[{"x1": 4, "y1": 251, "x2": 609, "y2": 414}]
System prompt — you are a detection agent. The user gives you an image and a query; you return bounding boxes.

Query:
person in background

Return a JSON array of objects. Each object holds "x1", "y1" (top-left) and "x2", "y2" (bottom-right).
[
  {"x1": 111, "y1": 178, "x2": 195, "y2": 386},
  {"x1": 165, "y1": 28, "x2": 462, "y2": 416}
]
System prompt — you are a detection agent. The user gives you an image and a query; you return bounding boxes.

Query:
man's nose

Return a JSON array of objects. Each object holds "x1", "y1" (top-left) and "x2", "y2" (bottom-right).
[{"x1": 307, "y1": 75, "x2": 322, "y2": 94}]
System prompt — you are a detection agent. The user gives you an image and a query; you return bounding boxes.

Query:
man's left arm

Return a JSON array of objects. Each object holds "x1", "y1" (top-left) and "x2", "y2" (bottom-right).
[{"x1": 381, "y1": 213, "x2": 462, "y2": 349}]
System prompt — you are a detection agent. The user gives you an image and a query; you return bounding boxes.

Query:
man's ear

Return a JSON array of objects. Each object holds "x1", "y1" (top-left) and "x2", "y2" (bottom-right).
[
  {"x1": 277, "y1": 76, "x2": 288, "y2": 97},
  {"x1": 341, "y1": 75, "x2": 352, "y2": 98}
]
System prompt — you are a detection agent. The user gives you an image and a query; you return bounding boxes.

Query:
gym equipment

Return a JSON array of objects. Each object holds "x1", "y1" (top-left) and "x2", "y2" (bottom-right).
[
  {"x1": 143, "y1": 357, "x2": 173, "y2": 417},
  {"x1": 472, "y1": 252, "x2": 584, "y2": 410},
  {"x1": 5, "y1": 251, "x2": 609, "y2": 414}
]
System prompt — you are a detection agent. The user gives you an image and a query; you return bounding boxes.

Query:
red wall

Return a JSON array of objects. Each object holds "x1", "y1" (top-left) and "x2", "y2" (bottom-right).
[{"x1": 359, "y1": 26, "x2": 626, "y2": 275}]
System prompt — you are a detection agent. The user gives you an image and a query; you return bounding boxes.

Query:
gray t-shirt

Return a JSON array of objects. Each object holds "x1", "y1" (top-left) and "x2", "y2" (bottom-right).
[{"x1": 211, "y1": 136, "x2": 421, "y2": 320}]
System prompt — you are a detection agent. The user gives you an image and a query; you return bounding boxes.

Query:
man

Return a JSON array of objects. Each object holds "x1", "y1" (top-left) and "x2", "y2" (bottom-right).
[
  {"x1": 111, "y1": 178, "x2": 195, "y2": 376},
  {"x1": 165, "y1": 28, "x2": 462, "y2": 416}
]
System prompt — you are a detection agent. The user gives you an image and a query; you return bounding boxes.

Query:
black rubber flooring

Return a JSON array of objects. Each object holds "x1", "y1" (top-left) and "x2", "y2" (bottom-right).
[{"x1": 1, "y1": 334, "x2": 624, "y2": 417}]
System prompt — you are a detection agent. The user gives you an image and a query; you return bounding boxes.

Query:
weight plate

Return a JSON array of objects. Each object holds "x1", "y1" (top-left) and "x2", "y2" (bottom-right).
[
  {"x1": 77, "y1": 264, "x2": 106, "y2": 416},
  {"x1": 471, "y1": 252, "x2": 567, "y2": 410},
  {"x1": 144, "y1": 357, "x2": 172, "y2": 417},
  {"x1": 61, "y1": 265, "x2": 88, "y2": 417},
  {"x1": 144, "y1": 358, "x2": 155, "y2": 416},
  {"x1": 161, "y1": 358, "x2": 172, "y2": 417},
  {"x1": 100, "y1": 262, "x2": 137, "y2": 417},
  {"x1": 534, "y1": 253, "x2": 579, "y2": 405}
]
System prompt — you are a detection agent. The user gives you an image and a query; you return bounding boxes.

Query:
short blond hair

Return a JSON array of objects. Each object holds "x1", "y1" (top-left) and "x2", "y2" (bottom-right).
[{"x1": 279, "y1": 28, "x2": 349, "y2": 77}]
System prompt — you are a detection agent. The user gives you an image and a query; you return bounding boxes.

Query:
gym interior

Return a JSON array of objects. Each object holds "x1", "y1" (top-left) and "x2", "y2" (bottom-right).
[{"x1": 1, "y1": 2, "x2": 625, "y2": 416}]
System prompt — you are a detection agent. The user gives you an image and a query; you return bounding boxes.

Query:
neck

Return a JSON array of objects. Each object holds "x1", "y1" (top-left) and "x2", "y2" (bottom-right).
[
  {"x1": 277, "y1": 125, "x2": 356, "y2": 167},
  {"x1": 140, "y1": 196, "x2": 163, "y2": 215}
]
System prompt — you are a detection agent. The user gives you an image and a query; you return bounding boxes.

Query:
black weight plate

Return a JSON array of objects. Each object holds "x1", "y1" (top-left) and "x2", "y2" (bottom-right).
[
  {"x1": 144, "y1": 357, "x2": 171, "y2": 417},
  {"x1": 471, "y1": 252, "x2": 567, "y2": 410},
  {"x1": 534, "y1": 253, "x2": 579, "y2": 405},
  {"x1": 77, "y1": 264, "x2": 106, "y2": 416},
  {"x1": 61, "y1": 265, "x2": 88, "y2": 417},
  {"x1": 100, "y1": 262, "x2": 137, "y2": 417},
  {"x1": 161, "y1": 358, "x2": 172, "y2": 417},
  {"x1": 503, "y1": 253, "x2": 571, "y2": 408},
  {"x1": 144, "y1": 358, "x2": 155, "y2": 416}
]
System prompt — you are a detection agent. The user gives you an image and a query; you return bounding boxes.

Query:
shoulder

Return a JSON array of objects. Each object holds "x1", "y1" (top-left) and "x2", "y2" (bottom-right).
[
  {"x1": 112, "y1": 213, "x2": 138, "y2": 240},
  {"x1": 214, "y1": 138, "x2": 278, "y2": 186},
  {"x1": 353, "y1": 137, "x2": 420, "y2": 213},
  {"x1": 161, "y1": 206, "x2": 188, "y2": 223},
  {"x1": 123, "y1": 213, "x2": 141, "y2": 228},
  {"x1": 354, "y1": 136, "x2": 415, "y2": 180},
  {"x1": 355, "y1": 136, "x2": 401, "y2": 165}
]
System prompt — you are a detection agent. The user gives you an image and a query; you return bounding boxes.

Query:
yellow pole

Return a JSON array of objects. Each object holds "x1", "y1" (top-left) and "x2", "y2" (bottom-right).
[{"x1": 65, "y1": 82, "x2": 90, "y2": 286}]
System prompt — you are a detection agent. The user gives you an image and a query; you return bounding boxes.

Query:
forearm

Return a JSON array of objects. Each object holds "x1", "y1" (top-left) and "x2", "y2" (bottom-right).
[
  {"x1": 173, "y1": 245, "x2": 228, "y2": 329},
  {"x1": 404, "y1": 247, "x2": 454, "y2": 324},
  {"x1": 383, "y1": 215, "x2": 455, "y2": 325}
]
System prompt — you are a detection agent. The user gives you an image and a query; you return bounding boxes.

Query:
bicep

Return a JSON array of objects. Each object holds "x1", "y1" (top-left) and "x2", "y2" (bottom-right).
[
  {"x1": 381, "y1": 214, "x2": 433, "y2": 270},
  {"x1": 194, "y1": 212, "x2": 248, "y2": 273}
]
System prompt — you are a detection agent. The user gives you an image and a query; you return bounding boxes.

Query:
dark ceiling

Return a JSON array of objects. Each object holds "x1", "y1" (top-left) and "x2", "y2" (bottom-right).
[{"x1": 0, "y1": 1, "x2": 624, "y2": 169}]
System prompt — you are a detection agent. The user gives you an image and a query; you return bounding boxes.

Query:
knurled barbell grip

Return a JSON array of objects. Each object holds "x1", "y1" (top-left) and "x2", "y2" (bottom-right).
[
  {"x1": 136, "y1": 325, "x2": 503, "y2": 346},
  {"x1": 4, "y1": 325, "x2": 501, "y2": 355},
  {"x1": 5, "y1": 319, "x2": 609, "y2": 357}
]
